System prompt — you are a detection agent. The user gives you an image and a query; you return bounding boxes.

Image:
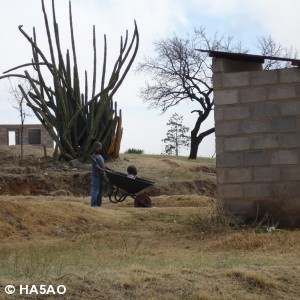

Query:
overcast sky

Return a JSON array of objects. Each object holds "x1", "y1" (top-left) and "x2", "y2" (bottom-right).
[{"x1": 1, "y1": 0, "x2": 299, "y2": 157}]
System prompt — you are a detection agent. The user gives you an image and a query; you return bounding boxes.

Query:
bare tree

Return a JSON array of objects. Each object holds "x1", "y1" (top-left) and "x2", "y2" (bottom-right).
[
  {"x1": 7, "y1": 79, "x2": 32, "y2": 159},
  {"x1": 256, "y1": 35, "x2": 298, "y2": 70},
  {"x1": 137, "y1": 28, "x2": 297, "y2": 159},
  {"x1": 137, "y1": 27, "x2": 245, "y2": 159}
]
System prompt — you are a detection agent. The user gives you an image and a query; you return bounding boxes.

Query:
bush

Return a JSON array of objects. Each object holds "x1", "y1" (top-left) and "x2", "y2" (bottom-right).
[{"x1": 125, "y1": 148, "x2": 144, "y2": 154}]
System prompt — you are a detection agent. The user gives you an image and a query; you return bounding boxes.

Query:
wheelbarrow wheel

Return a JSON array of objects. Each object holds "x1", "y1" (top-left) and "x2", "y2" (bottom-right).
[{"x1": 134, "y1": 195, "x2": 152, "y2": 207}]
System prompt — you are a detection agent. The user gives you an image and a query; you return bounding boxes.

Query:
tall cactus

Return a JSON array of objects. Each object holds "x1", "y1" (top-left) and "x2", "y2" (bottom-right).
[{"x1": 0, "y1": 0, "x2": 139, "y2": 160}]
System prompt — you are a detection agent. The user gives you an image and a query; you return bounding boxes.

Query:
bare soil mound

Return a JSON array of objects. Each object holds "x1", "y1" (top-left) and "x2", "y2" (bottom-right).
[{"x1": 0, "y1": 149, "x2": 216, "y2": 197}]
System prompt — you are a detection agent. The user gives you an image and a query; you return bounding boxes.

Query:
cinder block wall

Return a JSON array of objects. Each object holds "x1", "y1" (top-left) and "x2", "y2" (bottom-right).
[
  {"x1": 213, "y1": 58, "x2": 300, "y2": 228},
  {"x1": 0, "y1": 124, "x2": 53, "y2": 148}
]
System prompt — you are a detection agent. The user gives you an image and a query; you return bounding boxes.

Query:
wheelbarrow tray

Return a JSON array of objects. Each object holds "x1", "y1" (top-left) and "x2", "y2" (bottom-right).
[{"x1": 106, "y1": 171, "x2": 154, "y2": 194}]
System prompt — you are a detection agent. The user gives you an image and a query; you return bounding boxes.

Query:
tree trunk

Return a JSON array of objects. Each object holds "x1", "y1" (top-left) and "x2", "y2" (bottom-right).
[
  {"x1": 20, "y1": 114, "x2": 24, "y2": 160},
  {"x1": 188, "y1": 127, "x2": 215, "y2": 159},
  {"x1": 189, "y1": 136, "x2": 199, "y2": 159}
]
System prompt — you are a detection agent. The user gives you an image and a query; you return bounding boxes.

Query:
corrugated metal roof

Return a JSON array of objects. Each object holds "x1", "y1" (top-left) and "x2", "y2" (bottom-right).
[{"x1": 197, "y1": 49, "x2": 300, "y2": 67}]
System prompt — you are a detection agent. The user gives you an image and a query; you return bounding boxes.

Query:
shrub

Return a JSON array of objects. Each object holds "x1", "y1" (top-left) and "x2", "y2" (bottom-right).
[{"x1": 125, "y1": 148, "x2": 144, "y2": 154}]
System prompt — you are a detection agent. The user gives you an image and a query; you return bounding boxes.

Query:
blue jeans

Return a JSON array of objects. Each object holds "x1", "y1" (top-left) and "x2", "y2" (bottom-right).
[{"x1": 91, "y1": 175, "x2": 104, "y2": 206}]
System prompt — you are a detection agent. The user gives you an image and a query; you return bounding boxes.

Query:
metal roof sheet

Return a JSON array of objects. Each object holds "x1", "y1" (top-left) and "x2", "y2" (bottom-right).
[{"x1": 197, "y1": 49, "x2": 300, "y2": 67}]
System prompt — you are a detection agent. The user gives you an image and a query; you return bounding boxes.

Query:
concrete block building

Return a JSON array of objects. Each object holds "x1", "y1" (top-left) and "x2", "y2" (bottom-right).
[
  {"x1": 210, "y1": 51, "x2": 300, "y2": 228},
  {"x1": 0, "y1": 124, "x2": 53, "y2": 148}
]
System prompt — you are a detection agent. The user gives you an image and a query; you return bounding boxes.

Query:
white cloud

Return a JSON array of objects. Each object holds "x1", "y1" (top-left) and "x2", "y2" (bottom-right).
[
  {"x1": 198, "y1": 0, "x2": 240, "y2": 15},
  {"x1": 1, "y1": 0, "x2": 299, "y2": 157},
  {"x1": 247, "y1": 0, "x2": 300, "y2": 50}
]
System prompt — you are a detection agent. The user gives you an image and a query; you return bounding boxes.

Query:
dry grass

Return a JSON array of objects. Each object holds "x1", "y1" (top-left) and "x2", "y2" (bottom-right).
[
  {"x1": 0, "y1": 195, "x2": 299, "y2": 299},
  {"x1": 0, "y1": 150, "x2": 299, "y2": 299},
  {"x1": 113, "y1": 154, "x2": 216, "y2": 183},
  {"x1": 0, "y1": 144, "x2": 54, "y2": 159}
]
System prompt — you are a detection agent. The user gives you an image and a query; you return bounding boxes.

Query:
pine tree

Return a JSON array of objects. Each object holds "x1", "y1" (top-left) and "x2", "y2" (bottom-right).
[{"x1": 162, "y1": 113, "x2": 190, "y2": 156}]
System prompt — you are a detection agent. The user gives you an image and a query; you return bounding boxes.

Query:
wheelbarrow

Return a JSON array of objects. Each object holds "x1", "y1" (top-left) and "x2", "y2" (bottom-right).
[
  {"x1": 106, "y1": 170, "x2": 155, "y2": 207},
  {"x1": 89, "y1": 155, "x2": 154, "y2": 207}
]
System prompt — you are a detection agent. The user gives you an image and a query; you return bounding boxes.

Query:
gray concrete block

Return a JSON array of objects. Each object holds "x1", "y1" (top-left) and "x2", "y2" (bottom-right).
[
  {"x1": 216, "y1": 152, "x2": 242, "y2": 167},
  {"x1": 253, "y1": 167, "x2": 280, "y2": 182},
  {"x1": 272, "y1": 182, "x2": 300, "y2": 197},
  {"x1": 222, "y1": 72, "x2": 249, "y2": 87},
  {"x1": 280, "y1": 68, "x2": 300, "y2": 83},
  {"x1": 215, "y1": 120, "x2": 240, "y2": 137},
  {"x1": 243, "y1": 183, "x2": 271, "y2": 198},
  {"x1": 212, "y1": 58, "x2": 222, "y2": 73},
  {"x1": 280, "y1": 100, "x2": 300, "y2": 115},
  {"x1": 214, "y1": 106, "x2": 224, "y2": 121},
  {"x1": 271, "y1": 150, "x2": 299, "y2": 165},
  {"x1": 296, "y1": 85, "x2": 300, "y2": 98},
  {"x1": 254, "y1": 198, "x2": 287, "y2": 215},
  {"x1": 250, "y1": 69, "x2": 278, "y2": 85},
  {"x1": 270, "y1": 116, "x2": 297, "y2": 132},
  {"x1": 252, "y1": 134, "x2": 279, "y2": 149},
  {"x1": 221, "y1": 60, "x2": 262, "y2": 73},
  {"x1": 218, "y1": 184, "x2": 243, "y2": 198},
  {"x1": 239, "y1": 87, "x2": 267, "y2": 103},
  {"x1": 268, "y1": 85, "x2": 296, "y2": 100},
  {"x1": 213, "y1": 73, "x2": 222, "y2": 89},
  {"x1": 251, "y1": 102, "x2": 280, "y2": 118},
  {"x1": 242, "y1": 151, "x2": 269, "y2": 167},
  {"x1": 224, "y1": 136, "x2": 251, "y2": 151},
  {"x1": 279, "y1": 132, "x2": 300, "y2": 148},
  {"x1": 214, "y1": 89, "x2": 239, "y2": 105},
  {"x1": 280, "y1": 198, "x2": 300, "y2": 215},
  {"x1": 215, "y1": 138, "x2": 224, "y2": 154},
  {"x1": 224, "y1": 105, "x2": 250, "y2": 120},
  {"x1": 218, "y1": 168, "x2": 252, "y2": 183},
  {"x1": 222, "y1": 199, "x2": 257, "y2": 215},
  {"x1": 240, "y1": 119, "x2": 269, "y2": 134},
  {"x1": 281, "y1": 166, "x2": 300, "y2": 181}
]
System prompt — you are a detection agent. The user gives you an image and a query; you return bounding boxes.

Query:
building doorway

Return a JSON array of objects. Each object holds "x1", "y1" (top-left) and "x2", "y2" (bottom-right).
[{"x1": 8, "y1": 130, "x2": 17, "y2": 145}]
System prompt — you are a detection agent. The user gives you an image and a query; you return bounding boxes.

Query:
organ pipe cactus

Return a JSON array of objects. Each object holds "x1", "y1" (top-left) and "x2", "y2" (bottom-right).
[{"x1": 1, "y1": 0, "x2": 139, "y2": 160}]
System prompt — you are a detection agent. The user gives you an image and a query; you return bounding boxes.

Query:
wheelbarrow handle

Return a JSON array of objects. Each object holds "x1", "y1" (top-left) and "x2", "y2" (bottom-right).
[{"x1": 89, "y1": 155, "x2": 113, "y2": 172}]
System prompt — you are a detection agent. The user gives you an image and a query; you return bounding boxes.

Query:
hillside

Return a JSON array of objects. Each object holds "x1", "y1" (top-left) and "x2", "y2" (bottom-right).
[
  {"x1": 0, "y1": 146, "x2": 216, "y2": 198},
  {"x1": 0, "y1": 146, "x2": 299, "y2": 299}
]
